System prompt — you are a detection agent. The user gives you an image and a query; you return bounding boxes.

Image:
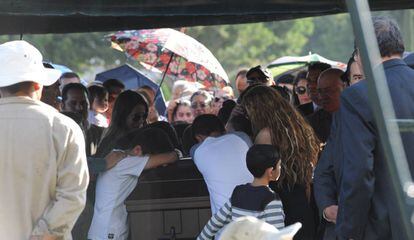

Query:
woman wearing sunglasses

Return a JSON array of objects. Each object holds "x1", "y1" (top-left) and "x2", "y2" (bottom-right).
[
  {"x1": 190, "y1": 90, "x2": 213, "y2": 118},
  {"x1": 95, "y1": 90, "x2": 149, "y2": 158},
  {"x1": 294, "y1": 71, "x2": 311, "y2": 105}
]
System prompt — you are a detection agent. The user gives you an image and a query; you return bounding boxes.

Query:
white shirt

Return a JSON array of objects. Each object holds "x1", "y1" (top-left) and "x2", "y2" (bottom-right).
[
  {"x1": 192, "y1": 132, "x2": 253, "y2": 214},
  {"x1": 0, "y1": 96, "x2": 89, "y2": 240},
  {"x1": 88, "y1": 110, "x2": 109, "y2": 128},
  {"x1": 88, "y1": 156, "x2": 149, "y2": 240}
]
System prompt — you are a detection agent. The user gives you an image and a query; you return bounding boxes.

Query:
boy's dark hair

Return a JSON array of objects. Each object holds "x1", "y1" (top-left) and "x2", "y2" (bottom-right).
[
  {"x1": 246, "y1": 144, "x2": 280, "y2": 178},
  {"x1": 103, "y1": 79, "x2": 125, "y2": 92},
  {"x1": 217, "y1": 99, "x2": 236, "y2": 125},
  {"x1": 192, "y1": 114, "x2": 225, "y2": 138},
  {"x1": 60, "y1": 72, "x2": 79, "y2": 80},
  {"x1": 62, "y1": 83, "x2": 88, "y2": 103},
  {"x1": 87, "y1": 85, "x2": 108, "y2": 107},
  {"x1": 227, "y1": 115, "x2": 253, "y2": 137},
  {"x1": 145, "y1": 121, "x2": 180, "y2": 149},
  {"x1": 116, "y1": 127, "x2": 174, "y2": 154}
]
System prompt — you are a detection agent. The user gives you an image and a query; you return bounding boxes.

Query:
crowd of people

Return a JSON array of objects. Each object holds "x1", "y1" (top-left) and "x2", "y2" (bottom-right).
[{"x1": 1, "y1": 16, "x2": 414, "y2": 240}]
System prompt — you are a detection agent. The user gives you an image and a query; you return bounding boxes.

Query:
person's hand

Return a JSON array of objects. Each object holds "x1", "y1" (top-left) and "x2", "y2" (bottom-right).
[
  {"x1": 323, "y1": 205, "x2": 338, "y2": 223},
  {"x1": 105, "y1": 150, "x2": 127, "y2": 170}
]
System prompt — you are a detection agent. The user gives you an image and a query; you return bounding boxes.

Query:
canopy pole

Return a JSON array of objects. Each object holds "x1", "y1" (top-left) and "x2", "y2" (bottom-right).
[
  {"x1": 155, "y1": 52, "x2": 175, "y2": 103},
  {"x1": 346, "y1": 0, "x2": 414, "y2": 238},
  {"x1": 20, "y1": 33, "x2": 23, "y2": 40}
]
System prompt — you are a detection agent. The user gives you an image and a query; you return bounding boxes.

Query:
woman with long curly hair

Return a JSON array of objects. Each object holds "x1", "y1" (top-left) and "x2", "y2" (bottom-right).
[{"x1": 241, "y1": 85, "x2": 320, "y2": 240}]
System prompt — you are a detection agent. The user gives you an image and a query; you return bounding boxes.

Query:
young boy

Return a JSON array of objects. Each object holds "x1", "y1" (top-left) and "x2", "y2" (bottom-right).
[
  {"x1": 88, "y1": 127, "x2": 179, "y2": 240},
  {"x1": 197, "y1": 144, "x2": 285, "y2": 240}
]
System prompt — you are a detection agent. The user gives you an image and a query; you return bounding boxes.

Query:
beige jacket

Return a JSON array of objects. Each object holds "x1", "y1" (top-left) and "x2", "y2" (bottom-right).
[{"x1": 0, "y1": 96, "x2": 89, "y2": 240}]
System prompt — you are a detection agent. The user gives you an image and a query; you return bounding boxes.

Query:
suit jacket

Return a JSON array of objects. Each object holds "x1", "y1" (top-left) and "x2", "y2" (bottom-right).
[
  {"x1": 313, "y1": 111, "x2": 341, "y2": 240},
  {"x1": 307, "y1": 109, "x2": 333, "y2": 143},
  {"x1": 335, "y1": 59, "x2": 414, "y2": 240},
  {"x1": 298, "y1": 101, "x2": 315, "y2": 116}
]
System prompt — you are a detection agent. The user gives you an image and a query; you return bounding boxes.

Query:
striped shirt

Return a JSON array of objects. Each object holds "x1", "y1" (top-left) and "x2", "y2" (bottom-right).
[{"x1": 198, "y1": 199, "x2": 284, "y2": 240}]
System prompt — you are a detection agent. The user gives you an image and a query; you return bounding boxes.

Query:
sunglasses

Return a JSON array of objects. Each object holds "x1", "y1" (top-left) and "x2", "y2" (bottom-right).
[
  {"x1": 132, "y1": 112, "x2": 148, "y2": 122},
  {"x1": 295, "y1": 86, "x2": 307, "y2": 95},
  {"x1": 191, "y1": 103, "x2": 207, "y2": 109}
]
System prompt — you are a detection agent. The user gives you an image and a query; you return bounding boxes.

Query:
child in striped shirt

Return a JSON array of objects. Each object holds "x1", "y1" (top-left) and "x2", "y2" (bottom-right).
[{"x1": 198, "y1": 144, "x2": 285, "y2": 240}]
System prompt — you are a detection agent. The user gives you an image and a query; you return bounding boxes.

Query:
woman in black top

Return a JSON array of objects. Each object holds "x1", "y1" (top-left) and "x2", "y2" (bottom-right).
[{"x1": 241, "y1": 85, "x2": 320, "y2": 240}]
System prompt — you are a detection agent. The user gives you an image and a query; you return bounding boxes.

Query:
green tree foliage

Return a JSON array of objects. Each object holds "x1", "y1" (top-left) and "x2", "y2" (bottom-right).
[
  {"x1": 186, "y1": 19, "x2": 315, "y2": 80},
  {"x1": 0, "y1": 32, "x2": 125, "y2": 74},
  {"x1": 0, "y1": 10, "x2": 412, "y2": 87},
  {"x1": 306, "y1": 14, "x2": 354, "y2": 63}
]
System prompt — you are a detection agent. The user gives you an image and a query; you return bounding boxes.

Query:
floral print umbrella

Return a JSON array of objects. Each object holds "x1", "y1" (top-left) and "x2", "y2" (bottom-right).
[{"x1": 108, "y1": 28, "x2": 229, "y2": 89}]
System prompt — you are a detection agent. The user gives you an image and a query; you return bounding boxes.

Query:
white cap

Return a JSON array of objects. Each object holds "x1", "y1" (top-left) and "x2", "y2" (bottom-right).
[
  {"x1": 0, "y1": 40, "x2": 61, "y2": 87},
  {"x1": 220, "y1": 216, "x2": 302, "y2": 240}
]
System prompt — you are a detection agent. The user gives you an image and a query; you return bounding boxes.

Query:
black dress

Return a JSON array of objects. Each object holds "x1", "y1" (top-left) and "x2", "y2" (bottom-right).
[{"x1": 270, "y1": 181, "x2": 319, "y2": 240}]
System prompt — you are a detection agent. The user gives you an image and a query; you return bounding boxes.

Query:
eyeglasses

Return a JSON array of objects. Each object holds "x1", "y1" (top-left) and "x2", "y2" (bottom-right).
[
  {"x1": 132, "y1": 112, "x2": 148, "y2": 122},
  {"x1": 295, "y1": 86, "x2": 307, "y2": 95},
  {"x1": 191, "y1": 102, "x2": 207, "y2": 109}
]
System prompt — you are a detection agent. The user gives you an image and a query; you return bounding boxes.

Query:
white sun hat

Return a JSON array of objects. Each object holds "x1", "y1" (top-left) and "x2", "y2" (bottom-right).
[
  {"x1": 0, "y1": 40, "x2": 61, "y2": 87},
  {"x1": 220, "y1": 216, "x2": 302, "y2": 240}
]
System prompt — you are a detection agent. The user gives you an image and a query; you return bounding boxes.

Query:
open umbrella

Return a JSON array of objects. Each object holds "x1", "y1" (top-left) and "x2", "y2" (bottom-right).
[
  {"x1": 108, "y1": 28, "x2": 229, "y2": 90},
  {"x1": 95, "y1": 64, "x2": 167, "y2": 115},
  {"x1": 267, "y1": 53, "x2": 346, "y2": 78}
]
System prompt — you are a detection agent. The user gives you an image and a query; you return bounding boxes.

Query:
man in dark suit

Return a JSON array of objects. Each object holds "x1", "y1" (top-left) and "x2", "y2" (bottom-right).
[
  {"x1": 298, "y1": 62, "x2": 331, "y2": 116},
  {"x1": 318, "y1": 16, "x2": 414, "y2": 240},
  {"x1": 307, "y1": 68, "x2": 345, "y2": 143}
]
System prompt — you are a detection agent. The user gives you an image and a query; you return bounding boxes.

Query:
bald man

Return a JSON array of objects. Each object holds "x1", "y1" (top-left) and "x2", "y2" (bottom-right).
[
  {"x1": 317, "y1": 68, "x2": 346, "y2": 113},
  {"x1": 306, "y1": 68, "x2": 346, "y2": 143}
]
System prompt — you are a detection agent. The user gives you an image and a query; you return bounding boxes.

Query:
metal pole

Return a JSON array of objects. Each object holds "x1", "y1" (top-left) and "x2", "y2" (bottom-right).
[
  {"x1": 155, "y1": 52, "x2": 174, "y2": 103},
  {"x1": 346, "y1": 0, "x2": 414, "y2": 238}
]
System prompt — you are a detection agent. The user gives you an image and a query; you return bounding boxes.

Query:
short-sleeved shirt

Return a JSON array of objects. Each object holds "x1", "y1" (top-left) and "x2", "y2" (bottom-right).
[
  {"x1": 191, "y1": 132, "x2": 253, "y2": 214},
  {"x1": 88, "y1": 156, "x2": 149, "y2": 240}
]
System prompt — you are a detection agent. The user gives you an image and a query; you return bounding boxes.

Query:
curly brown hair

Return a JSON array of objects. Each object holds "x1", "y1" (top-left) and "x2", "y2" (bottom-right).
[{"x1": 241, "y1": 85, "x2": 319, "y2": 190}]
